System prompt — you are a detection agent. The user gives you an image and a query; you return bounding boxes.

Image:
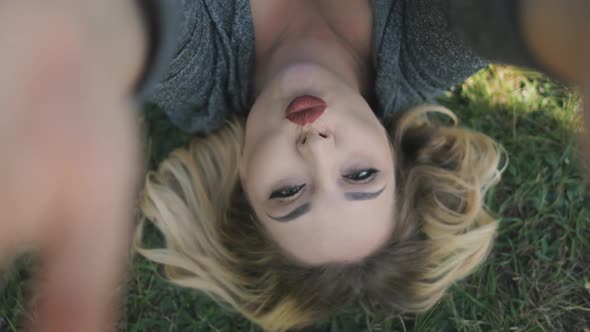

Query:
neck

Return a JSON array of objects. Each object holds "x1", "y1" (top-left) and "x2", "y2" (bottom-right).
[{"x1": 252, "y1": 10, "x2": 371, "y2": 98}]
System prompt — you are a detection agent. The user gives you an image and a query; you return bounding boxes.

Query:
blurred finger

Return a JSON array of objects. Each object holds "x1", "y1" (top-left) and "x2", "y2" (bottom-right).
[{"x1": 583, "y1": 84, "x2": 590, "y2": 173}]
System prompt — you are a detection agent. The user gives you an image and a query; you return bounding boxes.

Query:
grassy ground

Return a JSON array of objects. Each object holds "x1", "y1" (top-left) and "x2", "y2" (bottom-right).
[{"x1": 1, "y1": 66, "x2": 589, "y2": 331}]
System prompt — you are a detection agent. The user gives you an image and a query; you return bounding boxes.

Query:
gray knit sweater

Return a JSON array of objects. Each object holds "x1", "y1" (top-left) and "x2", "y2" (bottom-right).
[{"x1": 139, "y1": 0, "x2": 541, "y2": 134}]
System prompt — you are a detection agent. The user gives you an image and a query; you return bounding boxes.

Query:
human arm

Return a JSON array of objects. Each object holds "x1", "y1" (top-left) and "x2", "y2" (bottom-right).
[
  {"x1": 521, "y1": 0, "x2": 590, "y2": 85},
  {"x1": 519, "y1": 0, "x2": 590, "y2": 163},
  {"x1": 0, "y1": 1, "x2": 146, "y2": 330}
]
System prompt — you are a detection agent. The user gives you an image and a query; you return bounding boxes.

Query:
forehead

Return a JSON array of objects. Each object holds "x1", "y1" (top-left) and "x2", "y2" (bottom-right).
[{"x1": 259, "y1": 185, "x2": 395, "y2": 265}]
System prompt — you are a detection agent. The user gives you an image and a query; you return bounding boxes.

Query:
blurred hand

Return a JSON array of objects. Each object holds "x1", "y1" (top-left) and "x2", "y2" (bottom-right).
[
  {"x1": 522, "y1": 0, "x2": 590, "y2": 175},
  {"x1": 0, "y1": 2, "x2": 145, "y2": 331},
  {"x1": 584, "y1": 83, "x2": 590, "y2": 171}
]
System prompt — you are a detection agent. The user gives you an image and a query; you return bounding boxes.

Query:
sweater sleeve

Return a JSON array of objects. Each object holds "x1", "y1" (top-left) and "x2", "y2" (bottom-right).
[
  {"x1": 444, "y1": 0, "x2": 544, "y2": 71},
  {"x1": 134, "y1": 0, "x2": 254, "y2": 134},
  {"x1": 372, "y1": 0, "x2": 490, "y2": 115},
  {"x1": 400, "y1": 0, "x2": 545, "y2": 83},
  {"x1": 374, "y1": 0, "x2": 547, "y2": 115},
  {"x1": 135, "y1": 0, "x2": 182, "y2": 99}
]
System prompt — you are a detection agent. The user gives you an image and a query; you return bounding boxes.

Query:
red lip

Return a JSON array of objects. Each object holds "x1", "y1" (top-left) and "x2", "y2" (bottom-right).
[{"x1": 285, "y1": 95, "x2": 327, "y2": 126}]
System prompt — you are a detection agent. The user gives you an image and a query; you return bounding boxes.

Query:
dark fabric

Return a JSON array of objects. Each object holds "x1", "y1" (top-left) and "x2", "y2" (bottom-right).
[
  {"x1": 446, "y1": 0, "x2": 541, "y2": 69},
  {"x1": 141, "y1": 0, "x2": 254, "y2": 133},
  {"x1": 371, "y1": 0, "x2": 488, "y2": 118},
  {"x1": 135, "y1": 0, "x2": 182, "y2": 99},
  {"x1": 138, "y1": 0, "x2": 539, "y2": 134}
]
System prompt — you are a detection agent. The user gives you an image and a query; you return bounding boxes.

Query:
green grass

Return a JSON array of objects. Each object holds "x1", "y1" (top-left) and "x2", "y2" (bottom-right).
[{"x1": 1, "y1": 66, "x2": 589, "y2": 331}]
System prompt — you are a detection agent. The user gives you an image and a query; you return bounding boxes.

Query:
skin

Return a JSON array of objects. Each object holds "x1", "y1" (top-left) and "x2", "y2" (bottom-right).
[
  {"x1": 0, "y1": 2, "x2": 144, "y2": 331},
  {"x1": 521, "y1": 0, "x2": 590, "y2": 166},
  {"x1": 239, "y1": 0, "x2": 396, "y2": 265}
]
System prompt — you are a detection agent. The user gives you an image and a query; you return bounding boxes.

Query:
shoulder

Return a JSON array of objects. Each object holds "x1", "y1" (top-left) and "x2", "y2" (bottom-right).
[{"x1": 143, "y1": 0, "x2": 256, "y2": 134}]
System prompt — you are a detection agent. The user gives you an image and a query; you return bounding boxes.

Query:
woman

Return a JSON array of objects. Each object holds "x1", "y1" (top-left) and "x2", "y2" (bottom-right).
[
  {"x1": 139, "y1": 107, "x2": 502, "y2": 330},
  {"x1": 0, "y1": 0, "x2": 587, "y2": 331},
  {"x1": 135, "y1": 0, "x2": 585, "y2": 331}
]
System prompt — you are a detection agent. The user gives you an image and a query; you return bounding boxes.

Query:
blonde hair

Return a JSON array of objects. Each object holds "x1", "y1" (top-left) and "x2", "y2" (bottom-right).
[{"x1": 135, "y1": 105, "x2": 504, "y2": 331}]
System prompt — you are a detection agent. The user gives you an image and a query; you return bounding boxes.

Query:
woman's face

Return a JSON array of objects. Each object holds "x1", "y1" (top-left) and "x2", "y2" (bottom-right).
[{"x1": 240, "y1": 64, "x2": 395, "y2": 265}]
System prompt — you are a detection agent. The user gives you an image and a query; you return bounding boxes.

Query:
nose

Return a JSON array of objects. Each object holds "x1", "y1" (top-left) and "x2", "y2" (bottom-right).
[
  {"x1": 298, "y1": 128, "x2": 331, "y2": 147},
  {"x1": 297, "y1": 129, "x2": 334, "y2": 164},
  {"x1": 297, "y1": 129, "x2": 338, "y2": 193}
]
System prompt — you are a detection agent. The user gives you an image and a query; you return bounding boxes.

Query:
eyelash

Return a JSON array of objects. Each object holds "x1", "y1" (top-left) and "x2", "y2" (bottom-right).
[
  {"x1": 269, "y1": 184, "x2": 306, "y2": 200},
  {"x1": 269, "y1": 169, "x2": 379, "y2": 199},
  {"x1": 343, "y1": 168, "x2": 379, "y2": 184}
]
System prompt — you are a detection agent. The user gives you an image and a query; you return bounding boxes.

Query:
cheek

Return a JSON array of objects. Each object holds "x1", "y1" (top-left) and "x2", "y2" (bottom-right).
[
  {"x1": 241, "y1": 134, "x2": 299, "y2": 198},
  {"x1": 247, "y1": 94, "x2": 286, "y2": 130},
  {"x1": 243, "y1": 102, "x2": 289, "y2": 157},
  {"x1": 343, "y1": 124, "x2": 391, "y2": 156},
  {"x1": 360, "y1": 121, "x2": 392, "y2": 159}
]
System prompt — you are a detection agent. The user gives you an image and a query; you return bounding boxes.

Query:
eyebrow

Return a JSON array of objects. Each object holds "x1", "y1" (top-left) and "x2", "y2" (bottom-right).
[{"x1": 268, "y1": 186, "x2": 386, "y2": 223}]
